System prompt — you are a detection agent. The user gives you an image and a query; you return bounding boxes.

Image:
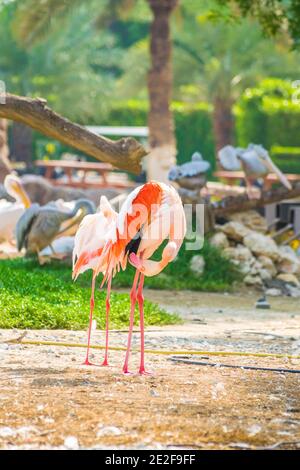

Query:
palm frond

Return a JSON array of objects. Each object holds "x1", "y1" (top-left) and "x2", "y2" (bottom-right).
[
  {"x1": 12, "y1": 0, "x2": 84, "y2": 46},
  {"x1": 93, "y1": 0, "x2": 136, "y2": 29}
]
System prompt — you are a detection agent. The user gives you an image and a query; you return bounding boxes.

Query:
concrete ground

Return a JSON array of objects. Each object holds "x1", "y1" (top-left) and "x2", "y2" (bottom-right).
[{"x1": 0, "y1": 290, "x2": 299, "y2": 450}]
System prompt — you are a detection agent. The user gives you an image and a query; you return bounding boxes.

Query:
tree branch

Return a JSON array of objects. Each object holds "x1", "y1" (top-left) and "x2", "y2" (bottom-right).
[
  {"x1": 0, "y1": 94, "x2": 147, "y2": 174},
  {"x1": 213, "y1": 183, "x2": 300, "y2": 217}
]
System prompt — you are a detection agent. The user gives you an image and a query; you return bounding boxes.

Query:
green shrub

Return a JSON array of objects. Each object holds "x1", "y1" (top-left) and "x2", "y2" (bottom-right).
[
  {"x1": 270, "y1": 146, "x2": 300, "y2": 174},
  {"x1": 101, "y1": 100, "x2": 215, "y2": 172},
  {"x1": 235, "y1": 79, "x2": 300, "y2": 153}
]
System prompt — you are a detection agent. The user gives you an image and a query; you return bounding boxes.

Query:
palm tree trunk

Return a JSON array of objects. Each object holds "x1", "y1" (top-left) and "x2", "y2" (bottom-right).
[
  {"x1": 213, "y1": 97, "x2": 234, "y2": 152},
  {"x1": 0, "y1": 118, "x2": 11, "y2": 183},
  {"x1": 11, "y1": 122, "x2": 33, "y2": 168},
  {"x1": 146, "y1": 0, "x2": 178, "y2": 183}
]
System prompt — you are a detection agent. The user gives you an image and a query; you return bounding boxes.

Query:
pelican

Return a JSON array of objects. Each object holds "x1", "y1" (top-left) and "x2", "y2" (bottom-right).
[
  {"x1": 168, "y1": 152, "x2": 211, "y2": 191},
  {"x1": 218, "y1": 144, "x2": 292, "y2": 198},
  {"x1": 0, "y1": 175, "x2": 31, "y2": 243},
  {"x1": 16, "y1": 199, "x2": 95, "y2": 262}
]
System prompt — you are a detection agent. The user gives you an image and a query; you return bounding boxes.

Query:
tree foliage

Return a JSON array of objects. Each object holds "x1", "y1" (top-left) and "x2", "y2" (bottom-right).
[
  {"x1": 0, "y1": 1, "x2": 124, "y2": 122},
  {"x1": 216, "y1": 0, "x2": 300, "y2": 47}
]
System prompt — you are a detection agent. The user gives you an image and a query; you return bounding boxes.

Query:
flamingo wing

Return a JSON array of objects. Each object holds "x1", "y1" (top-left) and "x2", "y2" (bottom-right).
[
  {"x1": 72, "y1": 211, "x2": 116, "y2": 279},
  {"x1": 99, "y1": 182, "x2": 163, "y2": 281}
]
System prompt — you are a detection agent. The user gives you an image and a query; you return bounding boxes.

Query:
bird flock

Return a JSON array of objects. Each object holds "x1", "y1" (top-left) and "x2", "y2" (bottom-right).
[{"x1": 218, "y1": 144, "x2": 292, "y2": 198}]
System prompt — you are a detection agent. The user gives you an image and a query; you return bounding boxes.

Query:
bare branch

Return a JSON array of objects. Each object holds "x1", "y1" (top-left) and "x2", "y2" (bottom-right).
[
  {"x1": 213, "y1": 183, "x2": 300, "y2": 217},
  {"x1": 0, "y1": 94, "x2": 147, "y2": 174}
]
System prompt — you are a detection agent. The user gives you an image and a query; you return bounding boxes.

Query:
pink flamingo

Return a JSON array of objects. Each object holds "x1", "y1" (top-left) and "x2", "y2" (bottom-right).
[
  {"x1": 96, "y1": 181, "x2": 186, "y2": 375},
  {"x1": 72, "y1": 196, "x2": 117, "y2": 366}
]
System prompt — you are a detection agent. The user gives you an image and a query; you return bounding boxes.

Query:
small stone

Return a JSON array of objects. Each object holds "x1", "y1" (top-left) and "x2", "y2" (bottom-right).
[
  {"x1": 17, "y1": 426, "x2": 37, "y2": 437},
  {"x1": 210, "y1": 232, "x2": 229, "y2": 249},
  {"x1": 244, "y1": 275, "x2": 263, "y2": 286},
  {"x1": 43, "y1": 417, "x2": 55, "y2": 424},
  {"x1": 0, "y1": 427, "x2": 15, "y2": 438},
  {"x1": 277, "y1": 273, "x2": 300, "y2": 286},
  {"x1": 259, "y1": 269, "x2": 272, "y2": 281},
  {"x1": 64, "y1": 436, "x2": 79, "y2": 450},
  {"x1": 257, "y1": 256, "x2": 277, "y2": 277},
  {"x1": 244, "y1": 232, "x2": 280, "y2": 261},
  {"x1": 190, "y1": 255, "x2": 205, "y2": 276},
  {"x1": 239, "y1": 263, "x2": 252, "y2": 275},
  {"x1": 223, "y1": 245, "x2": 253, "y2": 263},
  {"x1": 247, "y1": 424, "x2": 262, "y2": 436},
  {"x1": 266, "y1": 288, "x2": 282, "y2": 297},
  {"x1": 277, "y1": 246, "x2": 300, "y2": 275},
  {"x1": 285, "y1": 285, "x2": 300, "y2": 298},
  {"x1": 221, "y1": 221, "x2": 251, "y2": 242},
  {"x1": 97, "y1": 426, "x2": 122, "y2": 437},
  {"x1": 229, "y1": 210, "x2": 268, "y2": 233},
  {"x1": 211, "y1": 382, "x2": 226, "y2": 400}
]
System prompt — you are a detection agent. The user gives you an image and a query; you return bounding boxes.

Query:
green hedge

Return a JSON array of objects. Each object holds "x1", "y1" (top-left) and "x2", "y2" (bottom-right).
[
  {"x1": 235, "y1": 79, "x2": 300, "y2": 151},
  {"x1": 270, "y1": 146, "x2": 300, "y2": 174},
  {"x1": 101, "y1": 100, "x2": 216, "y2": 171}
]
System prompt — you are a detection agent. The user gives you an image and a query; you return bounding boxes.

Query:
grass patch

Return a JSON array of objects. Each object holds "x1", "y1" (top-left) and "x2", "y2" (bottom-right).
[
  {"x1": 0, "y1": 258, "x2": 179, "y2": 330},
  {"x1": 0, "y1": 241, "x2": 240, "y2": 329}
]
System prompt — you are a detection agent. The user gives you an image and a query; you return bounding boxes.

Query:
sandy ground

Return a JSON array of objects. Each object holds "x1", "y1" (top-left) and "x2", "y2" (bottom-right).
[{"x1": 0, "y1": 289, "x2": 299, "y2": 450}]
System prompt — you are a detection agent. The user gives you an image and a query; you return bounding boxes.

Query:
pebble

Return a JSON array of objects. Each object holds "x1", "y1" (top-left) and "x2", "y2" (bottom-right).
[
  {"x1": 247, "y1": 424, "x2": 262, "y2": 436},
  {"x1": 0, "y1": 427, "x2": 15, "y2": 438},
  {"x1": 265, "y1": 288, "x2": 281, "y2": 297},
  {"x1": 211, "y1": 382, "x2": 226, "y2": 400},
  {"x1": 97, "y1": 426, "x2": 122, "y2": 437},
  {"x1": 0, "y1": 426, "x2": 37, "y2": 438},
  {"x1": 64, "y1": 436, "x2": 79, "y2": 450}
]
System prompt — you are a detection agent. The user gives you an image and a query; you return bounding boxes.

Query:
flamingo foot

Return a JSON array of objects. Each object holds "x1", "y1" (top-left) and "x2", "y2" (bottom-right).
[
  {"x1": 122, "y1": 366, "x2": 134, "y2": 375},
  {"x1": 139, "y1": 367, "x2": 153, "y2": 376},
  {"x1": 82, "y1": 359, "x2": 97, "y2": 366},
  {"x1": 100, "y1": 359, "x2": 109, "y2": 367}
]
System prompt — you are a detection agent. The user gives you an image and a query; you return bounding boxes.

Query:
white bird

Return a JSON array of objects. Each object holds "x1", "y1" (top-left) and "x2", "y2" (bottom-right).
[
  {"x1": 40, "y1": 236, "x2": 75, "y2": 257},
  {"x1": 168, "y1": 152, "x2": 211, "y2": 191},
  {"x1": 0, "y1": 175, "x2": 31, "y2": 243},
  {"x1": 218, "y1": 144, "x2": 292, "y2": 198}
]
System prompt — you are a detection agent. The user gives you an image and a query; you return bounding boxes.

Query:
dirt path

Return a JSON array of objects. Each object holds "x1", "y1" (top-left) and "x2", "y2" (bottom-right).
[{"x1": 0, "y1": 290, "x2": 299, "y2": 450}]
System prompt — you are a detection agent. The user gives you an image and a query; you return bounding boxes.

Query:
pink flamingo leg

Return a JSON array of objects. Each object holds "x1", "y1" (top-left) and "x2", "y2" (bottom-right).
[
  {"x1": 122, "y1": 269, "x2": 140, "y2": 374},
  {"x1": 101, "y1": 275, "x2": 112, "y2": 366},
  {"x1": 137, "y1": 274, "x2": 152, "y2": 375},
  {"x1": 83, "y1": 274, "x2": 96, "y2": 366}
]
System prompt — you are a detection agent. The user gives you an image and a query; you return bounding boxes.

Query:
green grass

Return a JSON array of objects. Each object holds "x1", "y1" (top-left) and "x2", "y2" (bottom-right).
[
  {"x1": 0, "y1": 258, "x2": 179, "y2": 330},
  {"x1": 0, "y1": 241, "x2": 240, "y2": 330}
]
